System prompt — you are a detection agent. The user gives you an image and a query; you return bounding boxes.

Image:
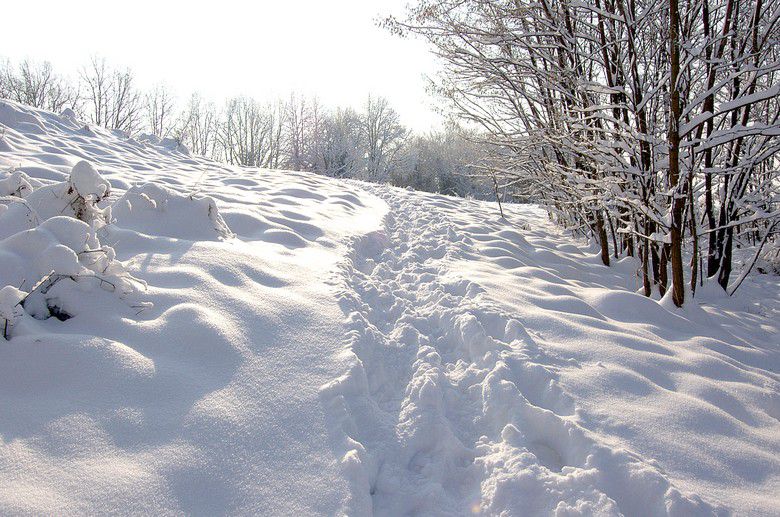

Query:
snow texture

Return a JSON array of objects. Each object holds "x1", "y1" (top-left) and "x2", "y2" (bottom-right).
[{"x1": 0, "y1": 99, "x2": 778, "y2": 515}]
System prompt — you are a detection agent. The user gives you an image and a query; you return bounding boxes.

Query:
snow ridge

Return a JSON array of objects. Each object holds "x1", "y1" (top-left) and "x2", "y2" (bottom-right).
[{"x1": 323, "y1": 186, "x2": 723, "y2": 515}]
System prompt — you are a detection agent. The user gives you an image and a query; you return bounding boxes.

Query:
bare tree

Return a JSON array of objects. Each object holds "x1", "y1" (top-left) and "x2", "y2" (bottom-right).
[
  {"x1": 80, "y1": 57, "x2": 142, "y2": 134},
  {"x1": 284, "y1": 94, "x2": 320, "y2": 171},
  {"x1": 0, "y1": 59, "x2": 79, "y2": 112},
  {"x1": 175, "y1": 93, "x2": 221, "y2": 158},
  {"x1": 145, "y1": 84, "x2": 176, "y2": 138},
  {"x1": 219, "y1": 97, "x2": 283, "y2": 168}
]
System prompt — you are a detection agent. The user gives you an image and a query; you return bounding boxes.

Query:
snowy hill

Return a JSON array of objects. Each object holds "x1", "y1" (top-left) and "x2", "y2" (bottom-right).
[{"x1": 0, "y1": 99, "x2": 778, "y2": 515}]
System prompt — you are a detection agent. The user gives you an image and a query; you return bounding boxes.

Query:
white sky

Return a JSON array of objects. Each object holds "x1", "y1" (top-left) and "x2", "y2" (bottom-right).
[{"x1": 0, "y1": 0, "x2": 442, "y2": 131}]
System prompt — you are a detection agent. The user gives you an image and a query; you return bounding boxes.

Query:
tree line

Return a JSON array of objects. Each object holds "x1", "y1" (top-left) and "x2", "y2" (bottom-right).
[
  {"x1": 392, "y1": 0, "x2": 779, "y2": 303},
  {"x1": 0, "y1": 56, "x2": 495, "y2": 199}
]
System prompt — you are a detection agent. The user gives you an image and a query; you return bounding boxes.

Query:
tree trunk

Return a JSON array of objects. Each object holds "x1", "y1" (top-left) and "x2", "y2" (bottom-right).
[
  {"x1": 641, "y1": 221, "x2": 651, "y2": 296},
  {"x1": 668, "y1": 0, "x2": 686, "y2": 307},
  {"x1": 689, "y1": 176, "x2": 699, "y2": 294},
  {"x1": 596, "y1": 210, "x2": 610, "y2": 266},
  {"x1": 659, "y1": 245, "x2": 669, "y2": 297}
]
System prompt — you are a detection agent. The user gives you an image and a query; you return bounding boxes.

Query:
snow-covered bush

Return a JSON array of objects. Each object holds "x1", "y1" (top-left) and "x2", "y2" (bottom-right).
[
  {"x1": 0, "y1": 216, "x2": 146, "y2": 327},
  {"x1": 0, "y1": 168, "x2": 35, "y2": 197},
  {"x1": 24, "y1": 160, "x2": 111, "y2": 226},
  {"x1": 0, "y1": 285, "x2": 25, "y2": 339},
  {"x1": 0, "y1": 156, "x2": 237, "y2": 340},
  {"x1": 0, "y1": 160, "x2": 146, "y2": 339}
]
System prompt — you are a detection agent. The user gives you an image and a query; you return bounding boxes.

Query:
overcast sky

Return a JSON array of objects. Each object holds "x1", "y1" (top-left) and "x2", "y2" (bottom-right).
[{"x1": 1, "y1": 0, "x2": 442, "y2": 131}]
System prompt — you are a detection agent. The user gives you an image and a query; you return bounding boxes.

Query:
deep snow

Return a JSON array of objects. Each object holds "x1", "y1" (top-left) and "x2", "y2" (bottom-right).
[{"x1": 0, "y1": 100, "x2": 778, "y2": 515}]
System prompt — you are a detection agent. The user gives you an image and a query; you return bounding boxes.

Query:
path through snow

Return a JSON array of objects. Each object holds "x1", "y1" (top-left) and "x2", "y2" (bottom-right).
[{"x1": 322, "y1": 186, "x2": 727, "y2": 515}]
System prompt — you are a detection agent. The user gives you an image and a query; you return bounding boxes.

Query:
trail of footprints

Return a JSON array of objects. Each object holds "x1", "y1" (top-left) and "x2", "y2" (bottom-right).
[{"x1": 324, "y1": 188, "x2": 720, "y2": 516}]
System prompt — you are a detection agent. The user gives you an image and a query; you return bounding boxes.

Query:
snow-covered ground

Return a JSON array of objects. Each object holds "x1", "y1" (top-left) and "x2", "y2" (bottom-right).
[{"x1": 0, "y1": 100, "x2": 778, "y2": 515}]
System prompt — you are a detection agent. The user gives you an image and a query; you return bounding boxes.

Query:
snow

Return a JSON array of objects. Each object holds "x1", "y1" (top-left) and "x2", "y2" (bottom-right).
[
  {"x1": 112, "y1": 182, "x2": 233, "y2": 241},
  {"x1": 0, "y1": 99, "x2": 778, "y2": 515}
]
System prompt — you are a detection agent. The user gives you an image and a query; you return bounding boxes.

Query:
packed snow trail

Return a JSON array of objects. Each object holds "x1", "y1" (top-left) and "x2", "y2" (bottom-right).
[{"x1": 321, "y1": 186, "x2": 726, "y2": 515}]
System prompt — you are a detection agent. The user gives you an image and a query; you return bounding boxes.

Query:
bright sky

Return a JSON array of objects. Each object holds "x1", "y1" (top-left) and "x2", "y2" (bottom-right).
[{"x1": 1, "y1": 0, "x2": 442, "y2": 131}]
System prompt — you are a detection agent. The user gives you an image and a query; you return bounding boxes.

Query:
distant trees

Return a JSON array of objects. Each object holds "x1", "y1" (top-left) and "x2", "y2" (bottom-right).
[
  {"x1": 145, "y1": 85, "x2": 176, "y2": 138},
  {"x1": 220, "y1": 97, "x2": 284, "y2": 168},
  {"x1": 0, "y1": 59, "x2": 78, "y2": 112},
  {"x1": 283, "y1": 94, "x2": 319, "y2": 171},
  {"x1": 312, "y1": 107, "x2": 363, "y2": 178},
  {"x1": 175, "y1": 93, "x2": 221, "y2": 158},
  {"x1": 392, "y1": 129, "x2": 492, "y2": 197},
  {"x1": 80, "y1": 57, "x2": 143, "y2": 134},
  {"x1": 363, "y1": 95, "x2": 409, "y2": 181},
  {"x1": 392, "y1": 0, "x2": 780, "y2": 302},
  {"x1": 0, "y1": 56, "x2": 494, "y2": 198}
]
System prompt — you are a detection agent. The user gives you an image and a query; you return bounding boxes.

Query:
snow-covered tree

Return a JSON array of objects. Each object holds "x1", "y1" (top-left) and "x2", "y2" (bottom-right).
[
  {"x1": 362, "y1": 95, "x2": 409, "y2": 182},
  {"x1": 392, "y1": 0, "x2": 780, "y2": 303}
]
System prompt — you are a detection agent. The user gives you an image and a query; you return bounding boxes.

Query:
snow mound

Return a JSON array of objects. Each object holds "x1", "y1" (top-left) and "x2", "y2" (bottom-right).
[
  {"x1": 112, "y1": 182, "x2": 232, "y2": 240},
  {"x1": 0, "y1": 168, "x2": 35, "y2": 197},
  {"x1": 0, "y1": 285, "x2": 25, "y2": 339},
  {"x1": 0, "y1": 135, "x2": 12, "y2": 152},
  {"x1": 0, "y1": 196, "x2": 39, "y2": 239},
  {"x1": 70, "y1": 160, "x2": 110, "y2": 201}
]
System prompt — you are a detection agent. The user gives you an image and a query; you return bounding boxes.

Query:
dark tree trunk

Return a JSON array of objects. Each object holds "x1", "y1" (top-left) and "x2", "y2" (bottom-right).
[
  {"x1": 668, "y1": 0, "x2": 686, "y2": 306},
  {"x1": 596, "y1": 211, "x2": 611, "y2": 266},
  {"x1": 659, "y1": 245, "x2": 669, "y2": 297}
]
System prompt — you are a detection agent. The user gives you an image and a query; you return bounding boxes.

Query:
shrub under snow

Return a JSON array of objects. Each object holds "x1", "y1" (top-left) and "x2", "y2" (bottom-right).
[
  {"x1": 0, "y1": 161, "x2": 136, "y2": 338},
  {"x1": 0, "y1": 169, "x2": 36, "y2": 197},
  {"x1": 0, "y1": 158, "x2": 234, "y2": 340},
  {"x1": 24, "y1": 160, "x2": 112, "y2": 226},
  {"x1": 0, "y1": 285, "x2": 25, "y2": 339}
]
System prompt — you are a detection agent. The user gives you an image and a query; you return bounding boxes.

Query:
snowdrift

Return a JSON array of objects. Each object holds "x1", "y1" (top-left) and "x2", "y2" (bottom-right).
[{"x1": 0, "y1": 99, "x2": 778, "y2": 515}]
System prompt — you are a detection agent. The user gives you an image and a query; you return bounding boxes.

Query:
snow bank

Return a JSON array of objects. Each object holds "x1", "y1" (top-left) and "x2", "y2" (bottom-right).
[
  {"x1": 0, "y1": 100, "x2": 388, "y2": 515},
  {"x1": 112, "y1": 182, "x2": 232, "y2": 240}
]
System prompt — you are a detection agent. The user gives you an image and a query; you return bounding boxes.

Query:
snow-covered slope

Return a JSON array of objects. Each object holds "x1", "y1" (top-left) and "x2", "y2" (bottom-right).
[{"x1": 0, "y1": 100, "x2": 778, "y2": 515}]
